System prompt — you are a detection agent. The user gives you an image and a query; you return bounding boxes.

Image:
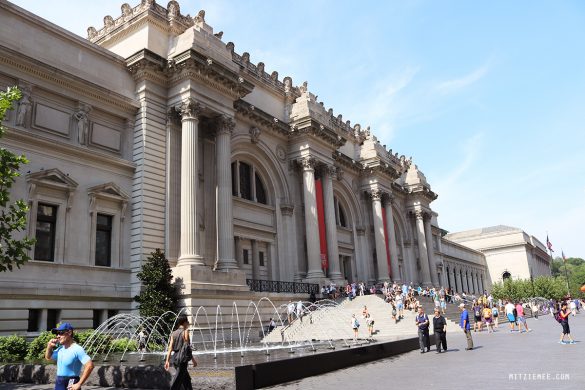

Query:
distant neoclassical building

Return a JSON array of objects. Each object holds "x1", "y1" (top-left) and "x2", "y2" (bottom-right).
[
  {"x1": 445, "y1": 225, "x2": 551, "y2": 284},
  {"x1": 0, "y1": 0, "x2": 496, "y2": 335}
]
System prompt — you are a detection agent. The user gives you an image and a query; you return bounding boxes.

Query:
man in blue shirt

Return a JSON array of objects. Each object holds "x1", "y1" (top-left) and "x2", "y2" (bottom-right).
[
  {"x1": 459, "y1": 303, "x2": 474, "y2": 350},
  {"x1": 45, "y1": 323, "x2": 94, "y2": 390}
]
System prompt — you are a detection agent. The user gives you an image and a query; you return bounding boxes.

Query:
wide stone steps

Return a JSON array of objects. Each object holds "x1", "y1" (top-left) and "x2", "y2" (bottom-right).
[{"x1": 261, "y1": 295, "x2": 420, "y2": 343}]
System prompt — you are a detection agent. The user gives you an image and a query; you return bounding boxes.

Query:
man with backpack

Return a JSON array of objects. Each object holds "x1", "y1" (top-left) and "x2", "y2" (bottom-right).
[{"x1": 415, "y1": 307, "x2": 430, "y2": 353}]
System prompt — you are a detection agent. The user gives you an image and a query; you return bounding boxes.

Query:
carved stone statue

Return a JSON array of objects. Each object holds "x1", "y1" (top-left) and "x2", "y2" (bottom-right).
[
  {"x1": 195, "y1": 10, "x2": 206, "y2": 24},
  {"x1": 74, "y1": 104, "x2": 91, "y2": 145},
  {"x1": 249, "y1": 127, "x2": 261, "y2": 143},
  {"x1": 15, "y1": 90, "x2": 31, "y2": 127}
]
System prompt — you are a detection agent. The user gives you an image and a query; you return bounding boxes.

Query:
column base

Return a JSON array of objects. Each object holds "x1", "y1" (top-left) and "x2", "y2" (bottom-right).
[
  {"x1": 177, "y1": 254, "x2": 205, "y2": 267},
  {"x1": 216, "y1": 258, "x2": 239, "y2": 271},
  {"x1": 173, "y1": 264, "x2": 249, "y2": 296},
  {"x1": 305, "y1": 268, "x2": 326, "y2": 281},
  {"x1": 327, "y1": 271, "x2": 345, "y2": 284}
]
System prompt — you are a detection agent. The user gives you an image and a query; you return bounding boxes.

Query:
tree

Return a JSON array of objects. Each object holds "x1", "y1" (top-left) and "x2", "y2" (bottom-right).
[
  {"x1": 0, "y1": 87, "x2": 34, "y2": 272},
  {"x1": 491, "y1": 276, "x2": 568, "y2": 301},
  {"x1": 134, "y1": 249, "x2": 179, "y2": 317},
  {"x1": 551, "y1": 257, "x2": 585, "y2": 298}
]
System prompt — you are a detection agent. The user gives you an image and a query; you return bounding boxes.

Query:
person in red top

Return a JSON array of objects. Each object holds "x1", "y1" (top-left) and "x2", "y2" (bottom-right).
[{"x1": 558, "y1": 301, "x2": 575, "y2": 344}]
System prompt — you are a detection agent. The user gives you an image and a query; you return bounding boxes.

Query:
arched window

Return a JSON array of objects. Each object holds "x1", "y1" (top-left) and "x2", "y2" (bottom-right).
[
  {"x1": 333, "y1": 196, "x2": 348, "y2": 228},
  {"x1": 502, "y1": 271, "x2": 511, "y2": 280},
  {"x1": 231, "y1": 160, "x2": 268, "y2": 205}
]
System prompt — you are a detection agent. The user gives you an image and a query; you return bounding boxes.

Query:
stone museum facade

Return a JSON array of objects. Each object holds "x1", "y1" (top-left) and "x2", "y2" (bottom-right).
[{"x1": 0, "y1": 0, "x2": 548, "y2": 336}]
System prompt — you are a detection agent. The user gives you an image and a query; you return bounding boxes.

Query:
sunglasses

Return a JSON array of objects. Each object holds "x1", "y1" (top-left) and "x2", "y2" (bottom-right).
[{"x1": 55, "y1": 331, "x2": 70, "y2": 336}]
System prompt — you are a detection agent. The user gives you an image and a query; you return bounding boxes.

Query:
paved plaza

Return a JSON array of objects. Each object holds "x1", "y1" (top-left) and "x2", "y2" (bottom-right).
[{"x1": 268, "y1": 313, "x2": 585, "y2": 390}]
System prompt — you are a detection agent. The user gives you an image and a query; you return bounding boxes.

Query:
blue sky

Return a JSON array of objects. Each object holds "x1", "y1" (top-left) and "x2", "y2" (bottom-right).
[{"x1": 11, "y1": 0, "x2": 585, "y2": 256}]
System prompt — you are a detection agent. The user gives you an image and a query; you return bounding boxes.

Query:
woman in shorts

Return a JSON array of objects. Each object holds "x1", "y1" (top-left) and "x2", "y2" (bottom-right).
[{"x1": 492, "y1": 305, "x2": 499, "y2": 329}]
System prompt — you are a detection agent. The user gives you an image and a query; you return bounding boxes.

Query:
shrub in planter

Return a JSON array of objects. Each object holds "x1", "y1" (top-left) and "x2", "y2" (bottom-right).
[
  {"x1": 0, "y1": 335, "x2": 27, "y2": 362},
  {"x1": 109, "y1": 337, "x2": 138, "y2": 353},
  {"x1": 26, "y1": 331, "x2": 54, "y2": 361}
]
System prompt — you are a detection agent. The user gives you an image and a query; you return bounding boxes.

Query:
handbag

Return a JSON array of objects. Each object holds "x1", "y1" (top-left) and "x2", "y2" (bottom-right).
[{"x1": 173, "y1": 342, "x2": 192, "y2": 365}]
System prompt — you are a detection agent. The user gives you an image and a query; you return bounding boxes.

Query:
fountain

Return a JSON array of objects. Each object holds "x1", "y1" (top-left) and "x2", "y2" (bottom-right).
[{"x1": 81, "y1": 297, "x2": 360, "y2": 366}]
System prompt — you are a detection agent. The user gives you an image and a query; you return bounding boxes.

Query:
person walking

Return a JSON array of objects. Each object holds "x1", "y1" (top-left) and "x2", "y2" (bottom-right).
[
  {"x1": 558, "y1": 301, "x2": 575, "y2": 344},
  {"x1": 45, "y1": 323, "x2": 94, "y2": 390},
  {"x1": 165, "y1": 315, "x2": 197, "y2": 390},
  {"x1": 459, "y1": 303, "x2": 473, "y2": 350},
  {"x1": 296, "y1": 300, "x2": 304, "y2": 322},
  {"x1": 516, "y1": 302, "x2": 531, "y2": 333},
  {"x1": 432, "y1": 308, "x2": 447, "y2": 353},
  {"x1": 351, "y1": 314, "x2": 360, "y2": 343},
  {"x1": 287, "y1": 300, "x2": 295, "y2": 323},
  {"x1": 505, "y1": 301, "x2": 517, "y2": 332},
  {"x1": 415, "y1": 307, "x2": 430, "y2": 353},
  {"x1": 472, "y1": 301, "x2": 482, "y2": 332},
  {"x1": 483, "y1": 305, "x2": 493, "y2": 333},
  {"x1": 365, "y1": 313, "x2": 375, "y2": 339},
  {"x1": 492, "y1": 304, "x2": 500, "y2": 329}
]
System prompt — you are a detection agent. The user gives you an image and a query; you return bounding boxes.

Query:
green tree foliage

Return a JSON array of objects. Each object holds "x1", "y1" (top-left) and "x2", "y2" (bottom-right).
[
  {"x1": 0, "y1": 87, "x2": 35, "y2": 272},
  {"x1": 491, "y1": 276, "x2": 568, "y2": 301},
  {"x1": 134, "y1": 249, "x2": 179, "y2": 318},
  {"x1": 0, "y1": 335, "x2": 27, "y2": 362},
  {"x1": 551, "y1": 257, "x2": 585, "y2": 297}
]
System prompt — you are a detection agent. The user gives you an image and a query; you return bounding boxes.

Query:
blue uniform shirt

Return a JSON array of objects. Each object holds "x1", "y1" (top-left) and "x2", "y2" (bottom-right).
[
  {"x1": 460, "y1": 309, "x2": 470, "y2": 330},
  {"x1": 51, "y1": 344, "x2": 91, "y2": 377}
]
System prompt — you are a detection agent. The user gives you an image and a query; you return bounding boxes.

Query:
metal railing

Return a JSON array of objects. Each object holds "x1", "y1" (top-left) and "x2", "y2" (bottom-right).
[{"x1": 246, "y1": 279, "x2": 319, "y2": 294}]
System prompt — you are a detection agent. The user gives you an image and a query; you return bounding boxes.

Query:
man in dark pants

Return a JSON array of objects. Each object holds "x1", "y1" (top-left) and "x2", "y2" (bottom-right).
[
  {"x1": 432, "y1": 308, "x2": 447, "y2": 353},
  {"x1": 459, "y1": 303, "x2": 474, "y2": 350},
  {"x1": 415, "y1": 307, "x2": 430, "y2": 353}
]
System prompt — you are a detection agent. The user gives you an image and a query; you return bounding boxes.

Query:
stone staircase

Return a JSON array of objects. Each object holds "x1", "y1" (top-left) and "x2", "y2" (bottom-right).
[{"x1": 261, "y1": 295, "x2": 422, "y2": 343}]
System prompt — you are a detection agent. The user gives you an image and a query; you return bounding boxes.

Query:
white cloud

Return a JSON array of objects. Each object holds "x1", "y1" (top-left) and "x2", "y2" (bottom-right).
[
  {"x1": 435, "y1": 132, "x2": 484, "y2": 192},
  {"x1": 435, "y1": 63, "x2": 490, "y2": 95}
]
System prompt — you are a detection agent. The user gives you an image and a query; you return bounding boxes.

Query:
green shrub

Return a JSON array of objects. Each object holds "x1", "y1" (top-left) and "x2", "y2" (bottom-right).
[
  {"x1": 109, "y1": 337, "x2": 138, "y2": 353},
  {"x1": 0, "y1": 335, "x2": 28, "y2": 362},
  {"x1": 26, "y1": 331, "x2": 54, "y2": 361}
]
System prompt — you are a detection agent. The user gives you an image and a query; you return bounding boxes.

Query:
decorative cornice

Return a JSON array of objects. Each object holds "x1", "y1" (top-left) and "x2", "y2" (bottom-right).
[
  {"x1": 290, "y1": 118, "x2": 347, "y2": 148},
  {"x1": 0, "y1": 45, "x2": 138, "y2": 114},
  {"x1": 126, "y1": 49, "x2": 168, "y2": 85},
  {"x1": 168, "y1": 49, "x2": 254, "y2": 100},
  {"x1": 233, "y1": 99, "x2": 290, "y2": 136},
  {"x1": 332, "y1": 151, "x2": 363, "y2": 173}
]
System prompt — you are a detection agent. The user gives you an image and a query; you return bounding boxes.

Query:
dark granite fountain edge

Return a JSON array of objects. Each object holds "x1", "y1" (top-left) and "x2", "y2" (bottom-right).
[{"x1": 235, "y1": 335, "x2": 430, "y2": 390}]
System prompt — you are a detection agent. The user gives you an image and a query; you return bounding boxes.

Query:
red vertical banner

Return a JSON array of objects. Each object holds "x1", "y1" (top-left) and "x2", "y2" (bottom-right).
[
  {"x1": 382, "y1": 206, "x2": 392, "y2": 278},
  {"x1": 315, "y1": 179, "x2": 328, "y2": 271}
]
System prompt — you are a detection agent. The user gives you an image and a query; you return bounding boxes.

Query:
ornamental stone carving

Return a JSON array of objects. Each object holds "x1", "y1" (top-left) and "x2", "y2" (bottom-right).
[
  {"x1": 275, "y1": 145, "x2": 286, "y2": 162},
  {"x1": 300, "y1": 157, "x2": 316, "y2": 171},
  {"x1": 74, "y1": 103, "x2": 91, "y2": 145},
  {"x1": 176, "y1": 98, "x2": 202, "y2": 121},
  {"x1": 15, "y1": 87, "x2": 32, "y2": 127},
  {"x1": 104, "y1": 15, "x2": 114, "y2": 29},
  {"x1": 280, "y1": 203, "x2": 294, "y2": 216},
  {"x1": 194, "y1": 10, "x2": 206, "y2": 24},
  {"x1": 167, "y1": 1, "x2": 179, "y2": 17},
  {"x1": 415, "y1": 210, "x2": 424, "y2": 220},
  {"x1": 216, "y1": 115, "x2": 235, "y2": 135},
  {"x1": 370, "y1": 189, "x2": 384, "y2": 201},
  {"x1": 249, "y1": 126, "x2": 261, "y2": 143},
  {"x1": 166, "y1": 107, "x2": 181, "y2": 126},
  {"x1": 121, "y1": 3, "x2": 133, "y2": 18}
]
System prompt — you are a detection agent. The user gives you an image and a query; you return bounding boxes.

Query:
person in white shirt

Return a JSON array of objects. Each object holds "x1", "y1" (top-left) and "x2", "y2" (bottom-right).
[
  {"x1": 287, "y1": 301, "x2": 295, "y2": 323},
  {"x1": 505, "y1": 301, "x2": 517, "y2": 331},
  {"x1": 296, "y1": 300, "x2": 304, "y2": 322}
]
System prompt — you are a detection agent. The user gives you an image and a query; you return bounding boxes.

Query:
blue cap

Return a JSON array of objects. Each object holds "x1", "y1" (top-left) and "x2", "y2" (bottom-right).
[{"x1": 52, "y1": 322, "x2": 74, "y2": 334}]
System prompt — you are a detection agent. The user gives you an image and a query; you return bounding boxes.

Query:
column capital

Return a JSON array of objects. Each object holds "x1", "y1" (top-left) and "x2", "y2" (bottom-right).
[
  {"x1": 216, "y1": 114, "x2": 236, "y2": 135},
  {"x1": 383, "y1": 193, "x2": 395, "y2": 207},
  {"x1": 177, "y1": 98, "x2": 203, "y2": 121},
  {"x1": 299, "y1": 156, "x2": 317, "y2": 171},
  {"x1": 167, "y1": 107, "x2": 181, "y2": 126},
  {"x1": 415, "y1": 209, "x2": 424, "y2": 220},
  {"x1": 370, "y1": 189, "x2": 384, "y2": 201}
]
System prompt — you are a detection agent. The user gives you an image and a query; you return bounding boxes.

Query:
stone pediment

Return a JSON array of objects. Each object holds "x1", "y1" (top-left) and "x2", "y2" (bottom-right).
[
  {"x1": 26, "y1": 168, "x2": 78, "y2": 190},
  {"x1": 88, "y1": 182, "x2": 129, "y2": 201}
]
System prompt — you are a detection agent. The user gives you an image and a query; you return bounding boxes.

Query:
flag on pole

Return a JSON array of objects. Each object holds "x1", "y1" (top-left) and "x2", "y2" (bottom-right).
[
  {"x1": 546, "y1": 235, "x2": 554, "y2": 252},
  {"x1": 562, "y1": 250, "x2": 567, "y2": 263}
]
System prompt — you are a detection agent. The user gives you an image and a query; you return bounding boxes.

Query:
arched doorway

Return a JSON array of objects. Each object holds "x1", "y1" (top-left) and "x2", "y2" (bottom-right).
[{"x1": 502, "y1": 271, "x2": 511, "y2": 280}]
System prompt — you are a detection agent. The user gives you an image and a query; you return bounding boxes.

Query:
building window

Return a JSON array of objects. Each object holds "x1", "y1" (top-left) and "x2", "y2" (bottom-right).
[
  {"x1": 232, "y1": 160, "x2": 268, "y2": 205},
  {"x1": 34, "y1": 204, "x2": 57, "y2": 261},
  {"x1": 255, "y1": 174, "x2": 267, "y2": 204},
  {"x1": 259, "y1": 251, "x2": 265, "y2": 267},
  {"x1": 107, "y1": 309, "x2": 119, "y2": 319},
  {"x1": 502, "y1": 271, "x2": 511, "y2": 280},
  {"x1": 334, "y1": 197, "x2": 348, "y2": 228},
  {"x1": 239, "y1": 162, "x2": 252, "y2": 200},
  {"x1": 243, "y1": 249, "x2": 249, "y2": 265},
  {"x1": 95, "y1": 214, "x2": 113, "y2": 267},
  {"x1": 93, "y1": 310, "x2": 102, "y2": 330},
  {"x1": 46, "y1": 309, "x2": 60, "y2": 331},
  {"x1": 27, "y1": 309, "x2": 40, "y2": 332}
]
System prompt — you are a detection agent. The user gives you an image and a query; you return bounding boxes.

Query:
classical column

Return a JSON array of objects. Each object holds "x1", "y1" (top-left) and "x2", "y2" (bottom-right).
[
  {"x1": 480, "y1": 274, "x2": 485, "y2": 293},
  {"x1": 301, "y1": 158, "x2": 324, "y2": 280},
  {"x1": 251, "y1": 239, "x2": 259, "y2": 280},
  {"x1": 423, "y1": 216, "x2": 438, "y2": 286},
  {"x1": 215, "y1": 115, "x2": 237, "y2": 270},
  {"x1": 371, "y1": 190, "x2": 390, "y2": 281},
  {"x1": 466, "y1": 270, "x2": 472, "y2": 293},
  {"x1": 235, "y1": 236, "x2": 242, "y2": 268},
  {"x1": 384, "y1": 196, "x2": 401, "y2": 282},
  {"x1": 415, "y1": 211, "x2": 432, "y2": 286},
  {"x1": 177, "y1": 98, "x2": 204, "y2": 267},
  {"x1": 448, "y1": 265, "x2": 455, "y2": 291},
  {"x1": 322, "y1": 165, "x2": 342, "y2": 281},
  {"x1": 165, "y1": 109, "x2": 181, "y2": 266},
  {"x1": 455, "y1": 266, "x2": 462, "y2": 293}
]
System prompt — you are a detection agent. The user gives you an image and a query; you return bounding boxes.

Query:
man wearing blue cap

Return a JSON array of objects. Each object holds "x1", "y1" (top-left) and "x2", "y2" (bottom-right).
[{"x1": 45, "y1": 323, "x2": 94, "y2": 390}]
